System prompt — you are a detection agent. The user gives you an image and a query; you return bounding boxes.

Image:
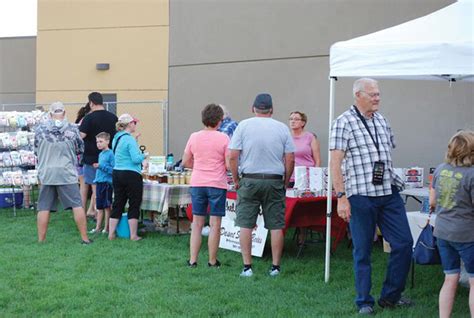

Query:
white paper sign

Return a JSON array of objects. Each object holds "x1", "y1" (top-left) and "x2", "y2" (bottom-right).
[
  {"x1": 148, "y1": 156, "x2": 166, "y2": 174},
  {"x1": 294, "y1": 166, "x2": 308, "y2": 189},
  {"x1": 219, "y1": 198, "x2": 268, "y2": 257},
  {"x1": 309, "y1": 167, "x2": 324, "y2": 193}
]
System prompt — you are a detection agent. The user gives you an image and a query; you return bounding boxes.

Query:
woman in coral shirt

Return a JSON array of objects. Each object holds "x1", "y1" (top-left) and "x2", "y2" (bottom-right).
[{"x1": 182, "y1": 104, "x2": 230, "y2": 268}]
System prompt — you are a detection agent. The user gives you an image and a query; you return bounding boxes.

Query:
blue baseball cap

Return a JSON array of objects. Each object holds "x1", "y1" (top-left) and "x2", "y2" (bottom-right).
[{"x1": 253, "y1": 93, "x2": 273, "y2": 110}]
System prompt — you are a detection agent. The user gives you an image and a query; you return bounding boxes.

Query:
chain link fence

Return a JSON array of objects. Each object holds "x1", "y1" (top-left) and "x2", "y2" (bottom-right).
[{"x1": 0, "y1": 100, "x2": 169, "y2": 155}]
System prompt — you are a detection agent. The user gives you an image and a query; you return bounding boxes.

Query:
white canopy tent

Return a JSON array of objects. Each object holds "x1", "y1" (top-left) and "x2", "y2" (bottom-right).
[{"x1": 325, "y1": 0, "x2": 474, "y2": 282}]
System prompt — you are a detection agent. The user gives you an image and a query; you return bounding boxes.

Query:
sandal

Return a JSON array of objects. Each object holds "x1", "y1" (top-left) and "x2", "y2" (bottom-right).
[
  {"x1": 208, "y1": 260, "x2": 221, "y2": 268},
  {"x1": 81, "y1": 239, "x2": 93, "y2": 245}
]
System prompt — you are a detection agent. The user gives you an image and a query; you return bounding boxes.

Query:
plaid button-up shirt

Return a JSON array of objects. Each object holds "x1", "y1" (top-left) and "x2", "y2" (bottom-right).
[
  {"x1": 218, "y1": 117, "x2": 238, "y2": 138},
  {"x1": 329, "y1": 105, "x2": 404, "y2": 197}
]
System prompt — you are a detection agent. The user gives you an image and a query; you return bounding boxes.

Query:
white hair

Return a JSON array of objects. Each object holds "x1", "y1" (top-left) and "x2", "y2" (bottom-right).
[
  {"x1": 353, "y1": 78, "x2": 378, "y2": 97},
  {"x1": 219, "y1": 104, "x2": 230, "y2": 118}
]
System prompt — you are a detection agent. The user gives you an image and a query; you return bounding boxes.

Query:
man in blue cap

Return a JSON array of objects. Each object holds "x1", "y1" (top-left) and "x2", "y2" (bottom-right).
[{"x1": 229, "y1": 93, "x2": 295, "y2": 277}]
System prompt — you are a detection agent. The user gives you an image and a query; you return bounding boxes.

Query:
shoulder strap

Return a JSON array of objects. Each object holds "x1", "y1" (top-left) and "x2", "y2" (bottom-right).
[
  {"x1": 426, "y1": 205, "x2": 435, "y2": 225},
  {"x1": 113, "y1": 134, "x2": 128, "y2": 154}
]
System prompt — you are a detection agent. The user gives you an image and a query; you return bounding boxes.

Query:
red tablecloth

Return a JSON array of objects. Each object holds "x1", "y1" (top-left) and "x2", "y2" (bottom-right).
[{"x1": 186, "y1": 191, "x2": 347, "y2": 251}]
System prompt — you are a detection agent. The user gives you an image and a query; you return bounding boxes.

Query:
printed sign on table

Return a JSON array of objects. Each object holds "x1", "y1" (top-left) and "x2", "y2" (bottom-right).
[
  {"x1": 219, "y1": 198, "x2": 268, "y2": 257},
  {"x1": 148, "y1": 156, "x2": 166, "y2": 174}
]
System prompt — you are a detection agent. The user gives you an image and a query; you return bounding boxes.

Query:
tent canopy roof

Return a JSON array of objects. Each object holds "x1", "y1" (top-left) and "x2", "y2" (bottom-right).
[{"x1": 329, "y1": 0, "x2": 474, "y2": 81}]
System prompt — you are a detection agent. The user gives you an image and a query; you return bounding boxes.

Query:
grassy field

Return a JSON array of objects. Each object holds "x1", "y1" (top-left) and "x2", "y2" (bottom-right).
[{"x1": 0, "y1": 208, "x2": 470, "y2": 317}]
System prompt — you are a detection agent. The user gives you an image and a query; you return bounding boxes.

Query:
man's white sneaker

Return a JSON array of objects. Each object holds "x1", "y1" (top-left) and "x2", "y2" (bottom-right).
[
  {"x1": 201, "y1": 226, "x2": 210, "y2": 236},
  {"x1": 240, "y1": 268, "x2": 253, "y2": 277}
]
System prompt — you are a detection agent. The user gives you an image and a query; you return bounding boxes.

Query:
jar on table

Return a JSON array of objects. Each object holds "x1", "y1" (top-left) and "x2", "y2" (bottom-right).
[
  {"x1": 167, "y1": 174, "x2": 174, "y2": 185},
  {"x1": 157, "y1": 174, "x2": 167, "y2": 184},
  {"x1": 179, "y1": 173, "x2": 185, "y2": 185},
  {"x1": 185, "y1": 171, "x2": 192, "y2": 184},
  {"x1": 172, "y1": 173, "x2": 180, "y2": 185}
]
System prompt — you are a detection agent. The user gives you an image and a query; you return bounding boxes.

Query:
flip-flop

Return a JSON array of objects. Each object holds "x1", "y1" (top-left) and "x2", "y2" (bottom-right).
[{"x1": 130, "y1": 237, "x2": 143, "y2": 241}]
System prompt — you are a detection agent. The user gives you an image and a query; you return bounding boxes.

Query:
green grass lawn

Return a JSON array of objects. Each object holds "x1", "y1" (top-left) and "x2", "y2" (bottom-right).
[{"x1": 0, "y1": 209, "x2": 470, "y2": 317}]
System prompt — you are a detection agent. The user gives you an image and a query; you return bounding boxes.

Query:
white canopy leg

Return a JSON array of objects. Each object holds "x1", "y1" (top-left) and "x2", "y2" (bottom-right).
[{"x1": 325, "y1": 77, "x2": 337, "y2": 283}]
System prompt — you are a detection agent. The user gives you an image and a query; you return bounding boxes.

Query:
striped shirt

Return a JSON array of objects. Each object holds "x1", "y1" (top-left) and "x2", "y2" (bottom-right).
[{"x1": 329, "y1": 105, "x2": 404, "y2": 197}]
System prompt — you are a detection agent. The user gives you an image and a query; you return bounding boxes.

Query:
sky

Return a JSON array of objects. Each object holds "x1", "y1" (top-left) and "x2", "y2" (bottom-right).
[{"x1": 0, "y1": 0, "x2": 37, "y2": 38}]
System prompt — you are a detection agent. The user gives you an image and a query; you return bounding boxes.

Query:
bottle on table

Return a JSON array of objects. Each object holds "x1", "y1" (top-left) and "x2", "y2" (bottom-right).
[{"x1": 166, "y1": 153, "x2": 174, "y2": 171}]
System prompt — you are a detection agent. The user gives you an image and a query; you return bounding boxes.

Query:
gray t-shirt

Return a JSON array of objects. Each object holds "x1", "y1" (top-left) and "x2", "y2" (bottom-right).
[
  {"x1": 229, "y1": 117, "x2": 295, "y2": 175},
  {"x1": 432, "y1": 163, "x2": 474, "y2": 242}
]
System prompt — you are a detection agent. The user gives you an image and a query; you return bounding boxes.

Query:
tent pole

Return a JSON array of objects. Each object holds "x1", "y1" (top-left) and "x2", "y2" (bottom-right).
[{"x1": 325, "y1": 76, "x2": 337, "y2": 283}]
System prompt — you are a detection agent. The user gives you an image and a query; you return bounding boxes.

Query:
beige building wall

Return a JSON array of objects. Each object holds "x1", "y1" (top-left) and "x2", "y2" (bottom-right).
[{"x1": 36, "y1": 0, "x2": 169, "y2": 155}]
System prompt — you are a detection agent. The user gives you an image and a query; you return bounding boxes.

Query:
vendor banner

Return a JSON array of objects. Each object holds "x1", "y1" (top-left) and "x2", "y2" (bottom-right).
[{"x1": 219, "y1": 198, "x2": 268, "y2": 257}]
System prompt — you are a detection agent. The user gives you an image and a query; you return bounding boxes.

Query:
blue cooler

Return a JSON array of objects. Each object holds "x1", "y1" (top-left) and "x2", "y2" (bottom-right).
[
  {"x1": 0, "y1": 188, "x2": 23, "y2": 208},
  {"x1": 116, "y1": 213, "x2": 130, "y2": 238}
]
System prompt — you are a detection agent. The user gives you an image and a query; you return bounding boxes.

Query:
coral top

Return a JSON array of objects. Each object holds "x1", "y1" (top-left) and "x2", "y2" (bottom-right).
[{"x1": 184, "y1": 130, "x2": 230, "y2": 189}]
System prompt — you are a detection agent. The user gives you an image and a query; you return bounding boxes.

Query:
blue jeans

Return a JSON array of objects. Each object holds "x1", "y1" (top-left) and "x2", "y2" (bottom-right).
[{"x1": 348, "y1": 186, "x2": 413, "y2": 309}]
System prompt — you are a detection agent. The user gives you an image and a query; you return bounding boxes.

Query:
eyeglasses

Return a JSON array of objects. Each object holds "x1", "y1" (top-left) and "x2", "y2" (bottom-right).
[
  {"x1": 361, "y1": 91, "x2": 380, "y2": 98},
  {"x1": 289, "y1": 117, "x2": 303, "y2": 121}
]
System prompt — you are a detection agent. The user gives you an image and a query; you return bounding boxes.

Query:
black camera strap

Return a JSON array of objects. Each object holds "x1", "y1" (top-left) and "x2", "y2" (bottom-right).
[{"x1": 353, "y1": 105, "x2": 380, "y2": 157}]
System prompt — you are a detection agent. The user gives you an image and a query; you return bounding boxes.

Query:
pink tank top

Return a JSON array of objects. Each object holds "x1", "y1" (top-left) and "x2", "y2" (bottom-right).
[{"x1": 292, "y1": 132, "x2": 316, "y2": 178}]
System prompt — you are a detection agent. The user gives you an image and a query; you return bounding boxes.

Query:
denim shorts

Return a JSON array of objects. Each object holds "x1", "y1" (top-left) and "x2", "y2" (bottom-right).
[
  {"x1": 77, "y1": 165, "x2": 84, "y2": 177},
  {"x1": 190, "y1": 187, "x2": 227, "y2": 217},
  {"x1": 437, "y1": 238, "x2": 474, "y2": 277},
  {"x1": 83, "y1": 164, "x2": 97, "y2": 185},
  {"x1": 96, "y1": 182, "x2": 113, "y2": 210}
]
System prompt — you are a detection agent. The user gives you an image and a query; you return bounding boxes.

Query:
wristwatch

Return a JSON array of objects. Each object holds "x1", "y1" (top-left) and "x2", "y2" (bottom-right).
[{"x1": 336, "y1": 191, "x2": 346, "y2": 198}]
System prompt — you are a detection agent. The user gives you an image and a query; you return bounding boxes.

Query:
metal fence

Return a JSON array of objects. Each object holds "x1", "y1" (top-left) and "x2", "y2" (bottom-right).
[{"x1": 0, "y1": 100, "x2": 169, "y2": 155}]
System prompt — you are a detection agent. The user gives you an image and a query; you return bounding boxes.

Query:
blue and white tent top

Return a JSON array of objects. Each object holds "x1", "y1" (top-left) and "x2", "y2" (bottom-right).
[{"x1": 330, "y1": 0, "x2": 474, "y2": 81}]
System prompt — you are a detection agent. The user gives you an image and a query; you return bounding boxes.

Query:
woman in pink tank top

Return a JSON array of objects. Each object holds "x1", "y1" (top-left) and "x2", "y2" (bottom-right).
[
  {"x1": 289, "y1": 111, "x2": 321, "y2": 245},
  {"x1": 289, "y1": 111, "x2": 321, "y2": 182}
]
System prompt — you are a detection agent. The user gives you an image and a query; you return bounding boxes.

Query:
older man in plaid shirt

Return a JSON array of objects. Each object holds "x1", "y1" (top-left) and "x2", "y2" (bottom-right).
[
  {"x1": 217, "y1": 104, "x2": 238, "y2": 138},
  {"x1": 330, "y1": 78, "x2": 413, "y2": 315}
]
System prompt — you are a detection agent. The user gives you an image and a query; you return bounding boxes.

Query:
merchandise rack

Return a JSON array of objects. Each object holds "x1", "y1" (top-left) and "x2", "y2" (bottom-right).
[{"x1": 0, "y1": 111, "x2": 43, "y2": 216}]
